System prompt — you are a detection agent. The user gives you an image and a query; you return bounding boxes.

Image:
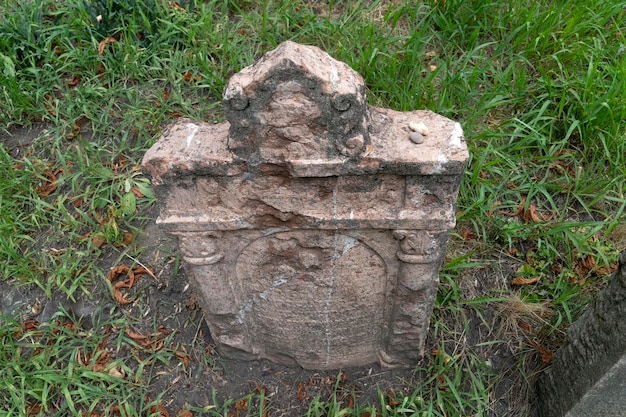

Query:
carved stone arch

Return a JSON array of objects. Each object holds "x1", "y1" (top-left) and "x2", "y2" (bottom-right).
[{"x1": 233, "y1": 230, "x2": 389, "y2": 369}]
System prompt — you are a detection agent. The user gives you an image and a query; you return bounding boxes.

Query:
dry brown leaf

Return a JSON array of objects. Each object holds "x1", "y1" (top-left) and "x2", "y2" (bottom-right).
[
  {"x1": 526, "y1": 204, "x2": 541, "y2": 222},
  {"x1": 108, "y1": 264, "x2": 154, "y2": 284},
  {"x1": 126, "y1": 328, "x2": 148, "y2": 342},
  {"x1": 437, "y1": 374, "x2": 447, "y2": 390},
  {"x1": 96, "y1": 62, "x2": 106, "y2": 75},
  {"x1": 550, "y1": 263, "x2": 563, "y2": 274},
  {"x1": 98, "y1": 37, "x2": 117, "y2": 56},
  {"x1": 91, "y1": 235, "x2": 106, "y2": 249},
  {"x1": 511, "y1": 276, "x2": 541, "y2": 285},
  {"x1": 386, "y1": 391, "x2": 399, "y2": 407},
  {"x1": 76, "y1": 349, "x2": 87, "y2": 367},
  {"x1": 122, "y1": 232, "x2": 134, "y2": 246},
  {"x1": 171, "y1": 1, "x2": 186, "y2": 12},
  {"x1": 595, "y1": 263, "x2": 618, "y2": 275},
  {"x1": 26, "y1": 403, "x2": 43, "y2": 416},
  {"x1": 297, "y1": 382, "x2": 306, "y2": 402},
  {"x1": 174, "y1": 351, "x2": 191, "y2": 368},
  {"x1": 147, "y1": 404, "x2": 170, "y2": 417},
  {"x1": 346, "y1": 395, "x2": 354, "y2": 409},
  {"x1": 500, "y1": 196, "x2": 546, "y2": 223},
  {"x1": 527, "y1": 340, "x2": 553, "y2": 364},
  {"x1": 44, "y1": 94, "x2": 57, "y2": 116},
  {"x1": 517, "y1": 320, "x2": 532, "y2": 333},
  {"x1": 36, "y1": 167, "x2": 63, "y2": 197},
  {"x1": 487, "y1": 200, "x2": 501, "y2": 218},
  {"x1": 130, "y1": 187, "x2": 144, "y2": 198},
  {"x1": 505, "y1": 247, "x2": 518, "y2": 256},
  {"x1": 500, "y1": 196, "x2": 524, "y2": 216},
  {"x1": 126, "y1": 327, "x2": 171, "y2": 351},
  {"x1": 175, "y1": 411, "x2": 193, "y2": 417},
  {"x1": 68, "y1": 75, "x2": 81, "y2": 86},
  {"x1": 157, "y1": 325, "x2": 172, "y2": 335},
  {"x1": 539, "y1": 346, "x2": 554, "y2": 363},
  {"x1": 108, "y1": 265, "x2": 139, "y2": 304},
  {"x1": 234, "y1": 397, "x2": 249, "y2": 413},
  {"x1": 162, "y1": 88, "x2": 171, "y2": 103},
  {"x1": 108, "y1": 366, "x2": 125, "y2": 378},
  {"x1": 461, "y1": 229, "x2": 478, "y2": 241},
  {"x1": 525, "y1": 247, "x2": 537, "y2": 265},
  {"x1": 67, "y1": 122, "x2": 82, "y2": 139},
  {"x1": 110, "y1": 266, "x2": 153, "y2": 304}
]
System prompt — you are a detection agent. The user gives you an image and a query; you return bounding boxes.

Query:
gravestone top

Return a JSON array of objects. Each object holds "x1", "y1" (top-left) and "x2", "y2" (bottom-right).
[
  {"x1": 144, "y1": 42, "x2": 467, "y2": 184},
  {"x1": 223, "y1": 41, "x2": 370, "y2": 161}
]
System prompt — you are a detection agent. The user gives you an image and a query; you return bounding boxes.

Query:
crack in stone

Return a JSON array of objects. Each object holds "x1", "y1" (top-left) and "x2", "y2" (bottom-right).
[{"x1": 322, "y1": 178, "x2": 341, "y2": 366}]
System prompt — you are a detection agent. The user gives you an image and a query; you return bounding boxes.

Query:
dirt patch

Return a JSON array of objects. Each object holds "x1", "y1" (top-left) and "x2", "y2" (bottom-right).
[{"x1": 0, "y1": 123, "x2": 52, "y2": 158}]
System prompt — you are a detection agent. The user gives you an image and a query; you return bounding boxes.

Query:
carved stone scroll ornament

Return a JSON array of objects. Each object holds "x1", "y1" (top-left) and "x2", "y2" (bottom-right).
[
  {"x1": 174, "y1": 231, "x2": 224, "y2": 266},
  {"x1": 392, "y1": 230, "x2": 441, "y2": 264}
]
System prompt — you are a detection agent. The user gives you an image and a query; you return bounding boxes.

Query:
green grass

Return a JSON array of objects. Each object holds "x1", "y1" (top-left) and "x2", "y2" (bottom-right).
[
  {"x1": 1, "y1": 0, "x2": 625, "y2": 415},
  {"x1": 0, "y1": 308, "x2": 165, "y2": 416}
]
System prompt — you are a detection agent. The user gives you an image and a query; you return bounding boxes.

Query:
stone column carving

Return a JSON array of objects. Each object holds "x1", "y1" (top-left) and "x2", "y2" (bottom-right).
[
  {"x1": 382, "y1": 230, "x2": 448, "y2": 368},
  {"x1": 175, "y1": 231, "x2": 224, "y2": 266},
  {"x1": 172, "y1": 230, "x2": 255, "y2": 358}
]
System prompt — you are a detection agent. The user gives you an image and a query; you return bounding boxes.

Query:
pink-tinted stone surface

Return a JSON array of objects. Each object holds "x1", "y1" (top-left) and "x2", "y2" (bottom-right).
[{"x1": 142, "y1": 41, "x2": 468, "y2": 369}]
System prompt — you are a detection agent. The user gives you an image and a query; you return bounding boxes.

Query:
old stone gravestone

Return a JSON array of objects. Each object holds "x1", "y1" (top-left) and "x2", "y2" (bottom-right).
[
  {"x1": 537, "y1": 251, "x2": 626, "y2": 416},
  {"x1": 142, "y1": 41, "x2": 468, "y2": 370}
]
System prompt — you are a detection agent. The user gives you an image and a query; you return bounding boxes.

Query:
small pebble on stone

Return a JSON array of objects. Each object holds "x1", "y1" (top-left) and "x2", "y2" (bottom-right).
[
  {"x1": 408, "y1": 121, "x2": 429, "y2": 135},
  {"x1": 409, "y1": 131, "x2": 424, "y2": 144}
]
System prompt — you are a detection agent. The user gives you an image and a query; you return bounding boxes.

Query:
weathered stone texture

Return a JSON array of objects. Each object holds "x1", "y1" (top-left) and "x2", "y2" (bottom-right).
[
  {"x1": 536, "y1": 251, "x2": 626, "y2": 416},
  {"x1": 142, "y1": 41, "x2": 468, "y2": 370},
  {"x1": 223, "y1": 41, "x2": 369, "y2": 161}
]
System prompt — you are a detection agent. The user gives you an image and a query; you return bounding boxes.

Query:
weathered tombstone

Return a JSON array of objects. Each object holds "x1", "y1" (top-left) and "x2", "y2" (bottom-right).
[
  {"x1": 536, "y1": 251, "x2": 626, "y2": 416},
  {"x1": 142, "y1": 41, "x2": 468, "y2": 370}
]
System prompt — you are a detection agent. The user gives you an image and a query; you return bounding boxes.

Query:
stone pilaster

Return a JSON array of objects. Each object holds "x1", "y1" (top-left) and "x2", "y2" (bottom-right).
[{"x1": 381, "y1": 230, "x2": 448, "y2": 368}]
